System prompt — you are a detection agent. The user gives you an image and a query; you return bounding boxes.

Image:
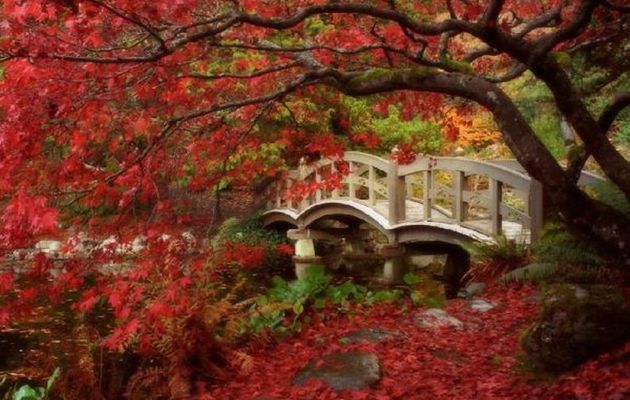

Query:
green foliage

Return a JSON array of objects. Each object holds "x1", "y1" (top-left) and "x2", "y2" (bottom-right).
[
  {"x1": 403, "y1": 272, "x2": 444, "y2": 308},
  {"x1": 462, "y1": 236, "x2": 531, "y2": 282},
  {"x1": 403, "y1": 272, "x2": 422, "y2": 285},
  {"x1": 500, "y1": 222, "x2": 615, "y2": 284},
  {"x1": 342, "y1": 97, "x2": 444, "y2": 154},
  {"x1": 463, "y1": 236, "x2": 530, "y2": 270},
  {"x1": 212, "y1": 216, "x2": 290, "y2": 270},
  {"x1": 304, "y1": 16, "x2": 330, "y2": 36},
  {"x1": 529, "y1": 113, "x2": 565, "y2": 159},
  {"x1": 1, "y1": 368, "x2": 59, "y2": 400},
  {"x1": 364, "y1": 289, "x2": 402, "y2": 304},
  {"x1": 500, "y1": 263, "x2": 559, "y2": 284},
  {"x1": 590, "y1": 180, "x2": 630, "y2": 216},
  {"x1": 521, "y1": 284, "x2": 630, "y2": 372},
  {"x1": 249, "y1": 265, "x2": 401, "y2": 334},
  {"x1": 533, "y1": 223, "x2": 604, "y2": 267}
]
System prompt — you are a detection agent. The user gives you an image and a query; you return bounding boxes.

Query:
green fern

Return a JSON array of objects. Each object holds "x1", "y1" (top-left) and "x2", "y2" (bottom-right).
[
  {"x1": 533, "y1": 223, "x2": 604, "y2": 266},
  {"x1": 590, "y1": 180, "x2": 630, "y2": 217},
  {"x1": 500, "y1": 263, "x2": 558, "y2": 284},
  {"x1": 462, "y1": 235, "x2": 530, "y2": 268}
]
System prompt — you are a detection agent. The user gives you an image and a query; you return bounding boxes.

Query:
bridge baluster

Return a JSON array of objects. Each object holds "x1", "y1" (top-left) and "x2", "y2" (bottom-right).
[
  {"x1": 298, "y1": 167, "x2": 308, "y2": 211},
  {"x1": 264, "y1": 151, "x2": 555, "y2": 245},
  {"x1": 331, "y1": 163, "x2": 339, "y2": 198},
  {"x1": 423, "y1": 170, "x2": 433, "y2": 220},
  {"x1": 275, "y1": 181, "x2": 281, "y2": 208},
  {"x1": 489, "y1": 178, "x2": 503, "y2": 236},
  {"x1": 369, "y1": 165, "x2": 376, "y2": 205},
  {"x1": 315, "y1": 169, "x2": 322, "y2": 202},
  {"x1": 453, "y1": 171, "x2": 466, "y2": 222},
  {"x1": 387, "y1": 163, "x2": 406, "y2": 224},
  {"x1": 348, "y1": 161, "x2": 355, "y2": 199}
]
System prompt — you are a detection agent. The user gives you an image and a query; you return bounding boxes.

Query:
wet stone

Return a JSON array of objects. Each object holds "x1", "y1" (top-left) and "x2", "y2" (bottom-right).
[
  {"x1": 469, "y1": 299, "x2": 496, "y2": 312},
  {"x1": 415, "y1": 308, "x2": 463, "y2": 329},
  {"x1": 457, "y1": 282, "x2": 486, "y2": 298},
  {"x1": 293, "y1": 351, "x2": 381, "y2": 391},
  {"x1": 339, "y1": 328, "x2": 400, "y2": 344}
]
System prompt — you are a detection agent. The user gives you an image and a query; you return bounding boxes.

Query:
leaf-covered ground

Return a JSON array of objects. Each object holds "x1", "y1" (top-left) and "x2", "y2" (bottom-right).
[{"x1": 211, "y1": 285, "x2": 630, "y2": 400}]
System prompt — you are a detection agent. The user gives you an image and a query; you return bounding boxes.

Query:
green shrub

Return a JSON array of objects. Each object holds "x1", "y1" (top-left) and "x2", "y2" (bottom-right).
[
  {"x1": 1, "y1": 368, "x2": 59, "y2": 400},
  {"x1": 532, "y1": 223, "x2": 605, "y2": 266},
  {"x1": 462, "y1": 236, "x2": 531, "y2": 282},
  {"x1": 248, "y1": 266, "x2": 401, "y2": 334},
  {"x1": 500, "y1": 222, "x2": 619, "y2": 284},
  {"x1": 590, "y1": 180, "x2": 630, "y2": 217},
  {"x1": 212, "y1": 216, "x2": 291, "y2": 271}
]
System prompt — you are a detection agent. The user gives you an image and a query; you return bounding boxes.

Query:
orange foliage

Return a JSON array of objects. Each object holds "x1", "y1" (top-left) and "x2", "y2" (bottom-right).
[{"x1": 443, "y1": 107, "x2": 502, "y2": 150}]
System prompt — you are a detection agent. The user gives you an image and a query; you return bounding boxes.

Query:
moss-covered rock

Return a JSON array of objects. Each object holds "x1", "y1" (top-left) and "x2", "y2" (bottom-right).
[{"x1": 521, "y1": 284, "x2": 630, "y2": 372}]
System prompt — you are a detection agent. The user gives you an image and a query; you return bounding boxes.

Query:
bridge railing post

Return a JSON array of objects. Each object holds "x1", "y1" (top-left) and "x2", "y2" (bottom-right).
[
  {"x1": 423, "y1": 170, "x2": 432, "y2": 220},
  {"x1": 331, "y1": 163, "x2": 339, "y2": 198},
  {"x1": 489, "y1": 178, "x2": 503, "y2": 236},
  {"x1": 387, "y1": 162, "x2": 406, "y2": 225},
  {"x1": 453, "y1": 170, "x2": 467, "y2": 222},
  {"x1": 315, "y1": 169, "x2": 322, "y2": 202},
  {"x1": 298, "y1": 165, "x2": 308, "y2": 211},
  {"x1": 275, "y1": 180, "x2": 282, "y2": 208},
  {"x1": 527, "y1": 180, "x2": 544, "y2": 242},
  {"x1": 368, "y1": 165, "x2": 376, "y2": 205},
  {"x1": 348, "y1": 161, "x2": 355, "y2": 199}
]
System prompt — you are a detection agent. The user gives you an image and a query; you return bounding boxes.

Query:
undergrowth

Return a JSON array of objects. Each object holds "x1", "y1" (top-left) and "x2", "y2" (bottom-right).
[{"x1": 248, "y1": 265, "x2": 403, "y2": 335}]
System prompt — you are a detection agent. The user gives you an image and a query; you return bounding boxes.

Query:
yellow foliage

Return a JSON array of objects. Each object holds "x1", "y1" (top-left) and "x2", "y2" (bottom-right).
[{"x1": 443, "y1": 107, "x2": 502, "y2": 149}]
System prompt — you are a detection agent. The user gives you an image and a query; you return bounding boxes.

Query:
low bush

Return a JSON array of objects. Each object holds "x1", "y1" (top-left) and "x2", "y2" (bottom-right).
[
  {"x1": 462, "y1": 235, "x2": 531, "y2": 282},
  {"x1": 248, "y1": 265, "x2": 402, "y2": 335}
]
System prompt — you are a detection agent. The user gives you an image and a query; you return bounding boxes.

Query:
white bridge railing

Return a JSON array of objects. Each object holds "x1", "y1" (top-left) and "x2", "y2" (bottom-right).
[{"x1": 269, "y1": 151, "x2": 544, "y2": 241}]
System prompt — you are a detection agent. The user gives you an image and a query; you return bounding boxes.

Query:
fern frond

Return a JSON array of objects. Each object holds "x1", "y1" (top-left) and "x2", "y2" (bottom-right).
[
  {"x1": 229, "y1": 351, "x2": 255, "y2": 377},
  {"x1": 500, "y1": 263, "x2": 558, "y2": 284},
  {"x1": 534, "y1": 223, "x2": 605, "y2": 266},
  {"x1": 124, "y1": 366, "x2": 168, "y2": 400}
]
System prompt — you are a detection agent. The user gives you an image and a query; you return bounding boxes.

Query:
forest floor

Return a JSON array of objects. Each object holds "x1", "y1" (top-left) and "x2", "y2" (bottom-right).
[{"x1": 210, "y1": 284, "x2": 630, "y2": 400}]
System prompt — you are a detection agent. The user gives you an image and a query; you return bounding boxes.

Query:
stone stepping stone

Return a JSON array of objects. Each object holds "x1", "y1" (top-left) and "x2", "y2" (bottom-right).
[
  {"x1": 339, "y1": 328, "x2": 400, "y2": 344},
  {"x1": 469, "y1": 299, "x2": 496, "y2": 312},
  {"x1": 293, "y1": 351, "x2": 381, "y2": 390},
  {"x1": 415, "y1": 308, "x2": 463, "y2": 329},
  {"x1": 457, "y1": 282, "x2": 486, "y2": 298}
]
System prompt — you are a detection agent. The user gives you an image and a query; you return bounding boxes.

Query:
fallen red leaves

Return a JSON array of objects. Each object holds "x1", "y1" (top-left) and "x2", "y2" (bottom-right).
[{"x1": 210, "y1": 284, "x2": 630, "y2": 400}]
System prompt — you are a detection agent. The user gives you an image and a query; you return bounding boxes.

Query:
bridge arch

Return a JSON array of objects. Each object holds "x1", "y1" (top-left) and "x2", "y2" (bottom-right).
[{"x1": 262, "y1": 151, "x2": 602, "y2": 282}]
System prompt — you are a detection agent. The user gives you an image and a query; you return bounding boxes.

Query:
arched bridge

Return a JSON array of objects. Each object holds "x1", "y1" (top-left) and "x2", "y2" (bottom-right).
[
  {"x1": 262, "y1": 151, "x2": 601, "y2": 286},
  {"x1": 264, "y1": 151, "x2": 548, "y2": 245}
]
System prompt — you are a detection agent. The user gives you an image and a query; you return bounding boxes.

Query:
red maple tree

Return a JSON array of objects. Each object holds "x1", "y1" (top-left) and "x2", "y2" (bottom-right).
[{"x1": 0, "y1": 0, "x2": 629, "y2": 396}]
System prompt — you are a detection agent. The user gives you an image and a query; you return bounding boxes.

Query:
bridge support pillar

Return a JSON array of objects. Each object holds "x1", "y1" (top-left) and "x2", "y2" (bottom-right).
[
  {"x1": 443, "y1": 247, "x2": 470, "y2": 299},
  {"x1": 341, "y1": 237, "x2": 367, "y2": 273},
  {"x1": 293, "y1": 238, "x2": 322, "y2": 279},
  {"x1": 381, "y1": 245, "x2": 406, "y2": 283}
]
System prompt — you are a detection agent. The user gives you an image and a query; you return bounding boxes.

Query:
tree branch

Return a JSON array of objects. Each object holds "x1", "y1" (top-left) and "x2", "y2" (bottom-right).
[
  {"x1": 599, "y1": 0, "x2": 630, "y2": 12},
  {"x1": 87, "y1": 0, "x2": 167, "y2": 51},
  {"x1": 182, "y1": 62, "x2": 300, "y2": 80},
  {"x1": 599, "y1": 92, "x2": 630, "y2": 132},
  {"x1": 566, "y1": 92, "x2": 630, "y2": 182},
  {"x1": 485, "y1": 63, "x2": 527, "y2": 83}
]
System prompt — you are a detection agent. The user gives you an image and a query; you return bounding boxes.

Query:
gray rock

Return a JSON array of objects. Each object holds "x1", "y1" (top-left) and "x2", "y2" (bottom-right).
[
  {"x1": 35, "y1": 240, "x2": 61, "y2": 254},
  {"x1": 339, "y1": 328, "x2": 399, "y2": 344},
  {"x1": 522, "y1": 284, "x2": 630, "y2": 372},
  {"x1": 293, "y1": 351, "x2": 381, "y2": 390},
  {"x1": 469, "y1": 299, "x2": 496, "y2": 312},
  {"x1": 457, "y1": 282, "x2": 486, "y2": 298},
  {"x1": 131, "y1": 235, "x2": 146, "y2": 252},
  {"x1": 415, "y1": 308, "x2": 463, "y2": 329}
]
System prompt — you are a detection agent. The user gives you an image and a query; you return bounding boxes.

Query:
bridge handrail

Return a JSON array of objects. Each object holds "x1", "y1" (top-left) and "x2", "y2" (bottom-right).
[
  {"x1": 398, "y1": 157, "x2": 534, "y2": 192},
  {"x1": 268, "y1": 151, "x2": 544, "y2": 242}
]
